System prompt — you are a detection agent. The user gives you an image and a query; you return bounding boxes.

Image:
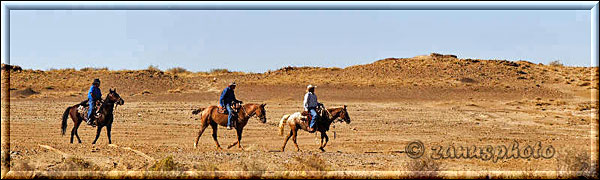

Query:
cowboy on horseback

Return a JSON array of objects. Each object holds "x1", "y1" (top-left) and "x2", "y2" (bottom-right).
[
  {"x1": 304, "y1": 84, "x2": 322, "y2": 132},
  {"x1": 220, "y1": 82, "x2": 242, "y2": 130},
  {"x1": 86, "y1": 79, "x2": 102, "y2": 127}
]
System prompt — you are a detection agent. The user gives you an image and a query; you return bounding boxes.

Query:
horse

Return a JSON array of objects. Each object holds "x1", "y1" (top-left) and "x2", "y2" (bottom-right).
[
  {"x1": 278, "y1": 105, "x2": 351, "y2": 152},
  {"x1": 192, "y1": 103, "x2": 267, "y2": 150},
  {"x1": 61, "y1": 88, "x2": 124, "y2": 144}
]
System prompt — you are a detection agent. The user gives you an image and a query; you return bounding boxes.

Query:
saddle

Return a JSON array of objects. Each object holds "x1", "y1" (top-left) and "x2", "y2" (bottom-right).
[
  {"x1": 300, "y1": 108, "x2": 323, "y2": 131},
  {"x1": 77, "y1": 101, "x2": 101, "y2": 122},
  {"x1": 218, "y1": 103, "x2": 241, "y2": 115}
]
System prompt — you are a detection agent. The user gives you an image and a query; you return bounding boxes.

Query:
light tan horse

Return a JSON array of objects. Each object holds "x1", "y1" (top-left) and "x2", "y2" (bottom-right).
[
  {"x1": 192, "y1": 103, "x2": 267, "y2": 150},
  {"x1": 278, "y1": 105, "x2": 351, "y2": 152}
]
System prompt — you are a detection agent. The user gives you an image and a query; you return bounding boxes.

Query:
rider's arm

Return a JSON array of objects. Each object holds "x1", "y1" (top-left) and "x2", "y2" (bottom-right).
[
  {"x1": 303, "y1": 93, "x2": 309, "y2": 110},
  {"x1": 219, "y1": 88, "x2": 228, "y2": 106}
]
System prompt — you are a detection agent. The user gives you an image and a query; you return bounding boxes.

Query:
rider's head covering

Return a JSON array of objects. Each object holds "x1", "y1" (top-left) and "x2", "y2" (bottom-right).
[
  {"x1": 307, "y1": 84, "x2": 316, "y2": 89},
  {"x1": 93, "y1": 79, "x2": 101, "y2": 85},
  {"x1": 229, "y1": 82, "x2": 237, "y2": 86}
]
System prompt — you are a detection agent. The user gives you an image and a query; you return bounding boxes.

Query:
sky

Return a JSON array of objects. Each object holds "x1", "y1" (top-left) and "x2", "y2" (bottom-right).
[{"x1": 7, "y1": 10, "x2": 594, "y2": 72}]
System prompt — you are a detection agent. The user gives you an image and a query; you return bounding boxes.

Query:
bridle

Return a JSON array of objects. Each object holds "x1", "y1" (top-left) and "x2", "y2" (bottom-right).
[{"x1": 241, "y1": 104, "x2": 265, "y2": 121}]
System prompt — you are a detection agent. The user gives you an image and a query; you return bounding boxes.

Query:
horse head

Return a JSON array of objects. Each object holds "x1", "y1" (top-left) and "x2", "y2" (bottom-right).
[
  {"x1": 331, "y1": 105, "x2": 351, "y2": 124},
  {"x1": 107, "y1": 88, "x2": 125, "y2": 105},
  {"x1": 255, "y1": 103, "x2": 267, "y2": 123}
]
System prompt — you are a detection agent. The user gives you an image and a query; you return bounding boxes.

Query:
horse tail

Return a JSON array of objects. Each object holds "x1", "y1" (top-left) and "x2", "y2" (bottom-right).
[
  {"x1": 192, "y1": 107, "x2": 205, "y2": 116},
  {"x1": 61, "y1": 106, "x2": 72, "y2": 136},
  {"x1": 279, "y1": 114, "x2": 291, "y2": 136}
]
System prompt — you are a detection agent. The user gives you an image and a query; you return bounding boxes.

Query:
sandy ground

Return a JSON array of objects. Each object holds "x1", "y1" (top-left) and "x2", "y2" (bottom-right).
[
  {"x1": 6, "y1": 84, "x2": 597, "y2": 175},
  {"x1": 3, "y1": 56, "x2": 599, "y2": 178}
]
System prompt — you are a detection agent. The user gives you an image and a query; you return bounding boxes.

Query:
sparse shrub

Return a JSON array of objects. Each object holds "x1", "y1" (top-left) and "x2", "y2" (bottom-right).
[
  {"x1": 549, "y1": 60, "x2": 563, "y2": 67},
  {"x1": 146, "y1": 65, "x2": 162, "y2": 73},
  {"x1": 193, "y1": 162, "x2": 219, "y2": 171},
  {"x1": 239, "y1": 158, "x2": 266, "y2": 172},
  {"x1": 57, "y1": 156, "x2": 102, "y2": 171},
  {"x1": 80, "y1": 67, "x2": 108, "y2": 71},
  {"x1": 557, "y1": 149, "x2": 598, "y2": 179},
  {"x1": 149, "y1": 156, "x2": 186, "y2": 171},
  {"x1": 210, "y1": 68, "x2": 230, "y2": 74},
  {"x1": 406, "y1": 156, "x2": 441, "y2": 178},
  {"x1": 285, "y1": 154, "x2": 332, "y2": 171},
  {"x1": 166, "y1": 67, "x2": 189, "y2": 74}
]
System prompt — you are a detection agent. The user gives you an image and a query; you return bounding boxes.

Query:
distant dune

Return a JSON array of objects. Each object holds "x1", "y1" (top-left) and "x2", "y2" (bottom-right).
[{"x1": 3, "y1": 53, "x2": 598, "y2": 101}]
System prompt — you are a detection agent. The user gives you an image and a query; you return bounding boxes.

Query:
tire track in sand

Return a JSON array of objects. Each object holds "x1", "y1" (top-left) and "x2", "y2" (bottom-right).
[
  {"x1": 39, "y1": 144, "x2": 71, "y2": 158},
  {"x1": 108, "y1": 144, "x2": 155, "y2": 161}
]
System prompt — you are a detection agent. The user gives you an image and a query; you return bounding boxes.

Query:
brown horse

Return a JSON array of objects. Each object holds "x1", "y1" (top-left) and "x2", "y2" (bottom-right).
[
  {"x1": 192, "y1": 103, "x2": 267, "y2": 150},
  {"x1": 61, "y1": 89, "x2": 124, "y2": 144},
  {"x1": 278, "y1": 105, "x2": 351, "y2": 152}
]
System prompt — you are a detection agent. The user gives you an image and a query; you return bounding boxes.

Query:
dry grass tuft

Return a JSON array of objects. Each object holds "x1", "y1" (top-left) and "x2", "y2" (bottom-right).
[
  {"x1": 210, "y1": 68, "x2": 231, "y2": 74},
  {"x1": 146, "y1": 65, "x2": 162, "y2": 73},
  {"x1": 80, "y1": 67, "x2": 109, "y2": 71},
  {"x1": 166, "y1": 67, "x2": 189, "y2": 74},
  {"x1": 285, "y1": 154, "x2": 333, "y2": 171},
  {"x1": 406, "y1": 156, "x2": 442, "y2": 178},
  {"x1": 149, "y1": 156, "x2": 186, "y2": 171},
  {"x1": 52, "y1": 156, "x2": 103, "y2": 171},
  {"x1": 556, "y1": 148, "x2": 598, "y2": 179},
  {"x1": 549, "y1": 60, "x2": 564, "y2": 67}
]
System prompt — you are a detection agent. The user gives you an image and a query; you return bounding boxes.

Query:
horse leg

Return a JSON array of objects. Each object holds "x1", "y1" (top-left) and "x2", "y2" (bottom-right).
[
  {"x1": 319, "y1": 132, "x2": 324, "y2": 148},
  {"x1": 92, "y1": 126, "x2": 103, "y2": 144},
  {"x1": 210, "y1": 123, "x2": 222, "y2": 150},
  {"x1": 281, "y1": 129, "x2": 293, "y2": 152},
  {"x1": 292, "y1": 128, "x2": 300, "y2": 152},
  {"x1": 194, "y1": 122, "x2": 209, "y2": 148},
  {"x1": 319, "y1": 131, "x2": 329, "y2": 152},
  {"x1": 70, "y1": 123, "x2": 76, "y2": 144},
  {"x1": 74, "y1": 120, "x2": 82, "y2": 143},
  {"x1": 227, "y1": 128, "x2": 243, "y2": 150},
  {"x1": 106, "y1": 124, "x2": 112, "y2": 144},
  {"x1": 237, "y1": 128, "x2": 243, "y2": 149}
]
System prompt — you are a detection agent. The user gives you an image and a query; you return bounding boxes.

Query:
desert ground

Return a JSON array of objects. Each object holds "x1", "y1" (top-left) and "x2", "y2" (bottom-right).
[{"x1": 3, "y1": 54, "x2": 599, "y2": 178}]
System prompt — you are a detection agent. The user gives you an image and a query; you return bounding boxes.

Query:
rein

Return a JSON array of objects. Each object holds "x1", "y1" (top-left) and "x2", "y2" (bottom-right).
[
  {"x1": 101, "y1": 93, "x2": 120, "y2": 113},
  {"x1": 240, "y1": 104, "x2": 256, "y2": 119}
]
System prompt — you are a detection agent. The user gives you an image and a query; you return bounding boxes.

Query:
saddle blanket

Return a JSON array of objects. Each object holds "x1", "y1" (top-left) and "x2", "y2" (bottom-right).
[{"x1": 77, "y1": 105, "x2": 100, "y2": 120}]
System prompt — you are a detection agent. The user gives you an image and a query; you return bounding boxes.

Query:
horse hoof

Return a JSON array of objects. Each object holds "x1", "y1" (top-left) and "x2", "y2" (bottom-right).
[{"x1": 319, "y1": 148, "x2": 325, "y2": 152}]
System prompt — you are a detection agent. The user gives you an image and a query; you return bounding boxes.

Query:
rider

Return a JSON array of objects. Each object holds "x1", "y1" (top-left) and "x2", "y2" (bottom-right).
[
  {"x1": 220, "y1": 82, "x2": 242, "y2": 130},
  {"x1": 303, "y1": 84, "x2": 322, "y2": 132},
  {"x1": 87, "y1": 79, "x2": 102, "y2": 127}
]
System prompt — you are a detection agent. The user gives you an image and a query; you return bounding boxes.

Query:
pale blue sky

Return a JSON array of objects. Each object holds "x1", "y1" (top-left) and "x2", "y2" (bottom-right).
[{"x1": 9, "y1": 10, "x2": 594, "y2": 72}]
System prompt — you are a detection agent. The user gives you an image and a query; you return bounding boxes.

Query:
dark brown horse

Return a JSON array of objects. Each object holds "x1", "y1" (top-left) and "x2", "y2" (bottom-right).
[
  {"x1": 192, "y1": 103, "x2": 267, "y2": 150},
  {"x1": 278, "y1": 105, "x2": 351, "y2": 152},
  {"x1": 61, "y1": 89, "x2": 124, "y2": 144}
]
